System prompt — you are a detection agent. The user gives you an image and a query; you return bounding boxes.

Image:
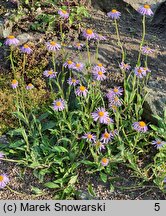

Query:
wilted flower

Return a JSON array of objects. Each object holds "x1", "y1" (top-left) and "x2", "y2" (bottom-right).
[
  {"x1": 137, "y1": 4, "x2": 153, "y2": 16},
  {"x1": 133, "y1": 121, "x2": 148, "y2": 132},
  {"x1": 141, "y1": 46, "x2": 154, "y2": 55},
  {"x1": 20, "y1": 44, "x2": 32, "y2": 54},
  {"x1": 94, "y1": 141, "x2": 105, "y2": 151},
  {"x1": 143, "y1": 67, "x2": 151, "y2": 73},
  {"x1": 152, "y1": 139, "x2": 166, "y2": 149},
  {"x1": 11, "y1": 79, "x2": 18, "y2": 89},
  {"x1": 109, "y1": 96, "x2": 123, "y2": 107},
  {"x1": 73, "y1": 62, "x2": 84, "y2": 72},
  {"x1": 106, "y1": 87, "x2": 123, "y2": 99},
  {"x1": 119, "y1": 62, "x2": 131, "y2": 71},
  {"x1": 0, "y1": 174, "x2": 9, "y2": 189},
  {"x1": 93, "y1": 63, "x2": 106, "y2": 72},
  {"x1": 109, "y1": 104, "x2": 118, "y2": 112},
  {"x1": 46, "y1": 41, "x2": 61, "y2": 52},
  {"x1": 134, "y1": 67, "x2": 147, "y2": 78},
  {"x1": 74, "y1": 43, "x2": 84, "y2": 50},
  {"x1": 43, "y1": 70, "x2": 57, "y2": 78},
  {"x1": 82, "y1": 29, "x2": 95, "y2": 40},
  {"x1": 26, "y1": 83, "x2": 34, "y2": 90},
  {"x1": 95, "y1": 34, "x2": 107, "y2": 41},
  {"x1": 82, "y1": 133, "x2": 96, "y2": 143},
  {"x1": 53, "y1": 99, "x2": 65, "y2": 111},
  {"x1": 67, "y1": 77, "x2": 79, "y2": 86},
  {"x1": 63, "y1": 60, "x2": 75, "y2": 69},
  {"x1": 110, "y1": 129, "x2": 118, "y2": 138},
  {"x1": 58, "y1": 9, "x2": 69, "y2": 19},
  {"x1": 105, "y1": 117, "x2": 114, "y2": 125},
  {"x1": 92, "y1": 69, "x2": 107, "y2": 81},
  {"x1": 75, "y1": 85, "x2": 88, "y2": 97},
  {"x1": 101, "y1": 158, "x2": 109, "y2": 167},
  {"x1": 5, "y1": 35, "x2": 19, "y2": 46},
  {"x1": 100, "y1": 129, "x2": 111, "y2": 144},
  {"x1": 91, "y1": 107, "x2": 109, "y2": 124},
  {"x1": 107, "y1": 9, "x2": 121, "y2": 19}
]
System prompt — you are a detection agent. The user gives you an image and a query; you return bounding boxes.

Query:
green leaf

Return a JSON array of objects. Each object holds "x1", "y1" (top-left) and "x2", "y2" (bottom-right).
[
  {"x1": 13, "y1": 111, "x2": 29, "y2": 125},
  {"x1": 42, "y1": 121, "x2": 56, "y2": 132},
  {"x1": 9, "y1": 140, "x2": 25, "y2": 148},
  {"x1": 149, "y1": 124, "x2": 158, "y2": 131},
  {"x1": 68, "y1": 175, "x2": 78, "y2": 185},
  {"x1": 44, "y1": 182, "x2": 60, "y2": 189},
  {"x1": 88, "y1": 183, "x2": 96, "y2": 197},
  {"x1": 31, "y1": 186, "x2": 44, "y2": 195},
  {"x1": 100, "y1": 172, "x2": 107, "y2": 183},
  {"x1": 52, "y1": 146, "x2": 68, "y2": 153}
]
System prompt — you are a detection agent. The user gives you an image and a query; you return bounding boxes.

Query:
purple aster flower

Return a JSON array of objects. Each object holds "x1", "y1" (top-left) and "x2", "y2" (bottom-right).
[
  {"x1": 107, "y1": 9, "x2": 121, "y2": 19},
  {"x1": 75, "y1": 85, "x2": 88, "y2": 97},
  {"x1": 110, "y1": 129, "x2": 118, "y2": 138},
  {"x1": 73, "y1": 62, "x2": 84, "y2": 72},
  {"x1": 0, "y1": 152, "x2": 4, "y2": 163},
  {"x1": 141, "y1": 46, "x2": 154, "y2": 55},
  {"x1": 74, "y1": 42, "x2": 84, "y2": 50},
  {"x1": 20, "y1": 44, "x2": 32, "y2": 54},
  {"x1": 106, "y1": 87, "x2": 123, "y2": 100},
  {"x1": 43, "y1": 70, "x2": 57, "y2": 78},
  {"x1": 143, "y1": 67, "x2": 151, "y2": 73},
  {"x1": 105, "y1": 117, "x2": 114, "y2": 125},
  {"x1": 53, "y1": 99, "x2": 65, "y2": 111},
  {"x1": 92, "y1": 69, "x2": 107, "y2": 81},
  {"x1": 46, "y1": 41, "x2": 61, "y2": 52},
  {"x1": 67, "y1": 77, "x2": 79, "y2": 86},
  {"x1": 109, "y1": 104, "x2": 118, "y2": 112},
  {"x1": 93, "y1": 63, "x2": 106, "y2": 72},
  {"x1": 133, "y1": 121, "x2": 148, "y2": 133},
  {"x1": 4, "y1": 35, "x2": 19, "y2": 46},
  {"x1": 11, "y1": 79, "x2": 18, "y2": 89},
  {"x1": 26, "y1": 83, "x2": 34, "y2": 90},
  {"x1": 0, "y1": 174, "x2": 9, "y2": 189},
  {"x1": 101, "y1": 158, "x2": 109, "y2": 167},
  {"x1": 109, "y1": 96, "x2": 123, "y2": 107},
  {"x1": 94, "y1": 141, "x2": 105, "y2": 152},
  {"x1": 95, "y1": 33, "x2": 107, "y2": 41},
  {"x1": 58, "y1": 9, "x2": 69, "y2": 19},
  {"x1": 82, "y1": 133, "x2": 96, "y2": 143},
  {"x1": 82, "y1": 29, "x2": 96, "y2": 40},
  {"x1": 91, "y1": 107, "x2": 109, "y2": 124},
  {"x1": 100, "y1": 129, "x2": 111, "y2": 144},
  {"x1": 119, "y1": 62, "x2": 131, "y2": 71},
  {"x1": 63, "y1": 60, "x2": 75, "y2": 69},
  {"x1": 152, "y1": 139, "x2": 166, "y2": 149},
  {"x1": 137, "y1": 4, "x2": 153, "y2": 16},
  {"x1": 134, "y1": 67, "x2": 147, "y2": 78}
]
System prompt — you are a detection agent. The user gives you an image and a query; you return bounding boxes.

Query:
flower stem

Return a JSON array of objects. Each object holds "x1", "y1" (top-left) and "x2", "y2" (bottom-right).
[
  {"x1": 10, "y1": 47, "x2": 16, "y2": 77},
  {"x1": 52, "y1": 52, "x2": 56, "y2": 71},
  {"x1": 86, "y1": 39, "x2": 91, "y2": 67}
]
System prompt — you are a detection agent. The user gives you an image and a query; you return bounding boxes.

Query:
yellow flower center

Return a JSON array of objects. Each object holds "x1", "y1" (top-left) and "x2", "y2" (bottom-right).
[
  {"x1": 79, "y1": 86, "x2": 86, "y2": 91},
  {"x1": 101, "y1": 158, "x2": 108, "y2": 164},
  {"x1": 98, "y1": 111, "x2": 104, "y2": 117},
  {"x1": 112, "y1": 9, "x2": 117, "y2": 13},
  {"x1": 28, "y1": 83, "x2": 33, "y2": 87},
  {"x1": 0, "y1": 175, "x2": 4, "y2": 182},
  {"x1": 8, "y1": 35, "x2": 15, "y2": 39},
  {"x1": 91, "y1": 81, "x2": 96, "y2": 85},
  {"x1": 86, "y1": 29, "x2": 93, "y2": 35},
  {"x1": 23, "y1": 44, "x2": 29, "y2": 48},
  {"x1": 72, "y1": 79, "x2": 76, "y2": 83},
  {"x1": 56, "y1": 101, "x2": 62, "y2": 107},
  {"x1": 97, "y1": 63, "x2": 103, "y2": 67},
  {"x1": 139, "y1": 121, "x2": 146, "y2": 127},
  {"x1": 114, "y1": 96, "x2": 119, "y2": 102},
  {"x1": 98, "y1": 71, "x2": 103, "y2": 76},
  {"x1": 12, "y1": 79, "x2": 17, "y2": 84},
  {"x1": 62, "y1": 10, "x2": 67, "y2": 14},
  {"x1": 87, "y1": 134, "x2": 93, "y2": 139},
  {"x1": 114, "y1": 88, "x2": 119, "y2": 93},
  {"x1": 67, "y1": 60, "x2": 73, "y2": 65},
  {"x1": 144, "y1": 4, "x2": 150, "y2": 9},
  {"x1": 138, "y1": 69, "x2": 143, "y2": 74},
  {"x1": 104, "y1": 133, "x2": 110, "y2": 139},
  {"x1": 111, "y1": 105, "x2": 117, "y2": 110},
  {"x1": 76, "y1": 63, "x2": 81, "y2": 68},
  {"x1": 50, "y1": 41, "x2": 56, "y2": 46},
  {"x1": 77, "y1": 43, "x2": 81, "y2": 47},
  {"x1": 48, "y1": 71, "x2": 53, "y2": 75},
  {"x1": 156, "y1": 141, "x2": 161, "y2": 145}
]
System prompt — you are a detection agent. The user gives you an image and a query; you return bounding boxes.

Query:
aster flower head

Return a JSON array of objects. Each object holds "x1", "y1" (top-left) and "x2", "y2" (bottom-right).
[
  {"x1": 43, "y1": 69, "x2": 57, "y2": 78},
  {"x1": 82, "y1": 29, "x2": 96, "y2": 40},
  {"x1": 82, "y1": 133, "x2": 96, "y2": 143},
  {"x1": 101, "y1": 158, "x2": 109, "y2": 167},
  {"x1": 53, "y1": 98, "x2": 65, "y2": 111},
  {"x1": 63, "y1": 60, "x2": 75, "y2": 69},
  {"x1": 0, "y1": 174, "x2": 9, "y2": 189},
  {"x1": 152, "y1": 139, "x2": 166, "y2": 149},
  {"x1": 141, "y1": 46, "x2": 154, "y2": 55},
  {"x1": 5, "y1": 35, "x2": 19, "y2": 46},
  {"x1": 26, "y1": 83, "x2": 34, "y2": 90},
  {"x1": 138, "y1": 4, "x2": 153, "y2": 16},
  {"x1": 75, "y1": 85, "x2": 88, "y2": 97},
  {"x1": 94, "y1": 141, "x2": 105, "y2": 152},
  {"x1": 58, "y1": 9, "x2": 69, "y2": 19},
  {"x1": 73, "y1": 62, "x2": 84, "y2": 72},
  {"x1": 105, "y1": 117, "x2": 114, "y2": 125},
  {"x1": 109, "y1": 104, "x2": 118, "y2": 112},
  {"x1": 109, "y1": 96, "x2": 123, "y2": 107},
  {"x1": 95, "y1": 33, "x2": 107, "y2": 41},
  {"x1": 74, "y1": 42, "x2": 84, "y2": 50},
  {"x1": 11, "y1": 79, "x2": 18, "y2": 89},
  {"x1": 92, "y1": 69, "x2": 107, "y2": 81},
  {"x1": 134, "y1": 67, "x2": 147, "y2": 78},
  {"x1": 67, "y1": 77, "x2": 79, "y2": 86},
  {"x1": 106, "y1": 86, "x2": 123, "y2": 99},
  {"x1": 133, "y1": 121, "x2": 148, "y2": 133},
  {"x1": 91, "y1": 107, "x2": 109, "y2": 124},
  {"x1": 110, "y1": 129, "x2": 118, "y2": 138},
  {"x1": 46, "y1": 41, "x2": 61, "y2": 52},
  {"x1": 93, "y1": 63, "x2": 106, "y2": 72},
  {"x1": 119, "y1": 62, "x2": 131, "y2": 71},
  {"x1": 107, "y1": 9, "x2": 121, "y2": 20},
  {"x1": 100, "y1": 129, "x2": 111, "y2": 144},
  {"x1": 20, "y1": 44, "x2": 32, "y2": 54}
]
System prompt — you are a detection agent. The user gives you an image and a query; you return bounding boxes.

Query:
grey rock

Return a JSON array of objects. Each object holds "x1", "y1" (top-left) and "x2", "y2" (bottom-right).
[
  {"x1": 76, "y1": 190, "x2": 96, "y2": 200},
  {"x1": 0, "y1": 135, "x2": 9, "y2": 145},
  {"x1": 0, "y1": 18, "x2": 13, "y2": 38},
  {"x1": 17, "y1": 33, "x2": 34, "y2": 45},
  {"x1": 152, "y1": 1, "x2": 166, "y2": 30}
]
